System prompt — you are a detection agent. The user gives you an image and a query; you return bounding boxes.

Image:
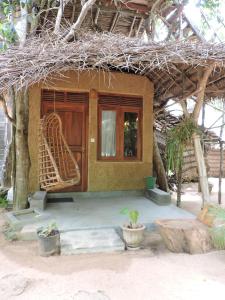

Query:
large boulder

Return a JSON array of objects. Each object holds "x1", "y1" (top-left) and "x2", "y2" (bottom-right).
[{"x1": 155, "y1": 219, "x2": 213, "y2": 254}]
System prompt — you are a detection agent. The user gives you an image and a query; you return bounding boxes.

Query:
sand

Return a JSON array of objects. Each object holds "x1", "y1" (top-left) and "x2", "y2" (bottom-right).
[{"x1": 1, "y1": 179, "x2": 225, "y2": 300}]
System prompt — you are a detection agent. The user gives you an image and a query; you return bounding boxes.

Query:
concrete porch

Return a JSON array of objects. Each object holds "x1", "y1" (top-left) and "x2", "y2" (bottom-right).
[
  {"x1": 41, "y1": 191, "x2": 194, "y2": 232},
  {"x1": 5, "y1": 191, "x2": 195, "y2": 254}
]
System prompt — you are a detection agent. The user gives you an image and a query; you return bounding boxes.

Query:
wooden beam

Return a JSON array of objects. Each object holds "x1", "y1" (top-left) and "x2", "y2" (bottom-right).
[
  {"x1": 110, "y1": 12, "x2": 120, "y2": 32},
  {"x1": 95, "y1": 5, "x2": 145, "y2": 17},
  {"x1": 172, "y1": 64, "x2": 196, "y2": 88},
  {"x1": 121, "y1": 2, "x2": 149, "y2": 13},
  {"x1": 128, "y1": 16, "x2": 136, "y2": 37},
  {"x1": 94, "y1": 7, "x2": 100, "y2": 24},
  {"x1": 135, "y1": 17, "x2": 144, "y2": 36},
  {"x1": 71, "y1": 0, "x2": 76, "y2": 24}
]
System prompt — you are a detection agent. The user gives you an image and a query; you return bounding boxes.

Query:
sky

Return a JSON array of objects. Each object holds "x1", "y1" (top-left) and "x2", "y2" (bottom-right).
[{"x1": 184, "y1": 0, "x2": 225, "y2": 42}]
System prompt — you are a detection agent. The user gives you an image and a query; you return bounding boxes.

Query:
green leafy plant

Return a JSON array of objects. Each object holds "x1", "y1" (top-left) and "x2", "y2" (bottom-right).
[
  {"x1": 166, "y1": 118, "x2": 200, "y2": 206},
  {"x1": 0, "y1": 196, "x2": 8, "y2": 208},
  {"x1": 37, "y1": 222, "x2": 59, "y2": 238},
  {"x1": 120, "y1": 208, "x2": 140, "y2": 229},
  {"x1": 166, "y1": 118, "x2": 200, "y2": 172}
]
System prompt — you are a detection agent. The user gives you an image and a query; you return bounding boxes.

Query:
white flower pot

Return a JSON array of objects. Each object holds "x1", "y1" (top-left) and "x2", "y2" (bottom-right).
[{"x1": 122, "y1": 225, "x2": 145, "y2": 250}]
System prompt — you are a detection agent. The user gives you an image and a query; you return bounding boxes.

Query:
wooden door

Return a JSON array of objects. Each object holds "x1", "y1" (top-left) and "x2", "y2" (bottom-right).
[{"x1": 41, "y1": 90, "x2": 88, "y2": 192}]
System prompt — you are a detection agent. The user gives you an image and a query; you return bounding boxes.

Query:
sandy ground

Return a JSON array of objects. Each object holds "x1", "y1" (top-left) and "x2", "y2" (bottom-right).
[
  {"x1": 1, "y1": 179, "x2": 225, "y2": 300},
  {"x1": 171, "y1": 177, "x2": 225, "y2": 215}
]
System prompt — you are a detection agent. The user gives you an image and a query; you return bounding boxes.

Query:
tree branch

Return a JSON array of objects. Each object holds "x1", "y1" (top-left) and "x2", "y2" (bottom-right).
[
  {"x1": 54, "y1": 0, "x2": 70, "y2": 34},
  {"x1": 63, "y1": 0, "x2": 97, "y2": 42},
  {"x1": 0, "y1": 95, "x2": 16, "y2": 126},
  {"x1": 193, "y1": 64, "x2": 215, "y2": 121}
]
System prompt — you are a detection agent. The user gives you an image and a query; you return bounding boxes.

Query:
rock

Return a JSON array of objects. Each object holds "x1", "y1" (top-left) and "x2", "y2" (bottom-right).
[
  {"x1": 155, "y1": 219, "x2": 213, "y2": 254},
  {"x1": 0, "y1": 274, "x2": 30, "y2": 297}
]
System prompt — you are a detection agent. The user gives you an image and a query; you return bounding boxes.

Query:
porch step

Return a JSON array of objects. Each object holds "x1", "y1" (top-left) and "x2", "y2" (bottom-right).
[
  {"x1": 60, "y1": 228, "x2": 125, "y2": 255},
  {"x1": 145, "y1": 188, "x2": 171, "y2": 206}
]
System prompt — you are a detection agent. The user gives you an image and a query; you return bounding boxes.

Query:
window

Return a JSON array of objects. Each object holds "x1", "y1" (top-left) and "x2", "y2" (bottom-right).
[{"x1": 98, "y1": 95, "x2": 142, "y2": 161}]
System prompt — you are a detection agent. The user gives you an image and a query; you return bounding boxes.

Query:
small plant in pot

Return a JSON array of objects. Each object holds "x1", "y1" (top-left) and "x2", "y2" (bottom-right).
[
  {"x1": 37, "y1": 222, "x2": 60, "y2": 257},
  {"x1": 120, "y1": 208, "x2": 145, "y2": 250}
]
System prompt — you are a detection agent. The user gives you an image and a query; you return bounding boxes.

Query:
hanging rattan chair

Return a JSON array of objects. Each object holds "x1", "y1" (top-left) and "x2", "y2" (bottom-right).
[{"x1": 39, "y1": 112, "x2": 80, "y2": 191}]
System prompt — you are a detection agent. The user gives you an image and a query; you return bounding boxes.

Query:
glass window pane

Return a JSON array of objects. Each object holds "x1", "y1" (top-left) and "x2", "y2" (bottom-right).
[
  {"x1": 101, "y1": 111, "x2": 116, "y2": 157},
  {"x1": 124, "y1": 112, "x2": 138, "y2": 158}
]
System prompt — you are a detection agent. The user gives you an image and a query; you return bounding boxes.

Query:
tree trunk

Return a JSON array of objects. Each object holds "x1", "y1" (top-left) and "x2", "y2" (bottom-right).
[
  {"x1": 218, "y1": 141, "x2": 223, "y2": 204},
  {"x1": 13, "y1": 89, "x2": 30, "y2": 210},
  {"x1": 153, "y1": 131, "x2": 169, "y2": 192},
  {"x1": 218, "y1": 101, "x2": 225, "y2": 204},
  {"x1": 192, "y1": 65, "x2": 214, "y2": 204},
  {"x1": 193, "y1": 133, "x2": 210, "y2": 204},
  {"x1": 176, "y1": 164, "x2": 182, "y2": 207}
]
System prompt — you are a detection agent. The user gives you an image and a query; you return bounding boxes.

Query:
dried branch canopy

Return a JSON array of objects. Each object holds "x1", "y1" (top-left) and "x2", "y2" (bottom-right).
[{"x1": 0, "y1": 31, "x2": 225, "y2": 101}]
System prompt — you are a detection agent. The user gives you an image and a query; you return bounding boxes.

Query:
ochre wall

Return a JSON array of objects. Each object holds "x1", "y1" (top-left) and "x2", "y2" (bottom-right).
[{"x1": 28, "y1": 70, "x2": 154, "y2": 192}]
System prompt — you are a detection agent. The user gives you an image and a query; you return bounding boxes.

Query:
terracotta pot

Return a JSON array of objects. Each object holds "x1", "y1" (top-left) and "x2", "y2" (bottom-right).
[{"x1": 122, "y1": 224, "x2": 145, "y2": 250}]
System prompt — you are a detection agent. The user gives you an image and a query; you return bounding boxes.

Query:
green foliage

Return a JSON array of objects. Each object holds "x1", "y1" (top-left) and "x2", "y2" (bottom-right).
[
  {"x1": 0, "y1": 22, "x2": 17, "y2": 44},
  {"x1": 166, "y1": 118, "x2": 200, "y2": 173},
  {"x1": 208, "y1": 206, "x2": 225, "y2": 219},
  {"x1": 120, "y1": 208, "x2": 139, "y2": 228},
  {"x1": 211, "y1": 225, "x2": 225, "y2": 249},
  {"x1": 197, "y1": 0, "x2": 221, "y2": 9},
  {"x1": 0, "y1": 196, "x2": 8, "y2": 208},
  {"x1": 0, "y1": 0, "x2": 19, "y2": 49},
  {"x1": 37, "y1": 221, "x2": 58, "y2": 238},
  {"x1": 208, "y1": 206, "x2": 225, "y2": 249}
]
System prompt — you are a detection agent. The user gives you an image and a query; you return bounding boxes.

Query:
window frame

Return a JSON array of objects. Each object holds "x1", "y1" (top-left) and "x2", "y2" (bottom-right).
[{"x1": 98, "y1": 95, "x2": 143, "y2": 162}]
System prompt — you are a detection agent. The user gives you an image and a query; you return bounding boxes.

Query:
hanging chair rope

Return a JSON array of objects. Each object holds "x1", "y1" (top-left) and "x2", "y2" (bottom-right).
[{"x1": 39, "y1": 112, "x2": 80, "y2": 191}]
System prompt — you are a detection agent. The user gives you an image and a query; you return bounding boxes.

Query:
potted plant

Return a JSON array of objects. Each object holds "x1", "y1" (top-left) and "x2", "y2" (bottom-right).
[
  {"x1": 120, "y1": 208, "x2": 145, "y2": 250},
  {"x1": 37, "y1": 222, "x2": 60, "y2": 256}
]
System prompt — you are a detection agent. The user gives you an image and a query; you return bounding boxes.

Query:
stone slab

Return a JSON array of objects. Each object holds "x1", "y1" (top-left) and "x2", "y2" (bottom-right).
[
  {"x1": 145, "y1": 188, "x2": 171, "y2": 206},
  {"x1": 60, "y1": 228, "x2": 125, "y2": 255},
  {"x1": 18, "y1": 220, "x2": 53, "y2": 241},
  {"x1": 5, "y1": 208, "x2": 50, "y2": 230},
  {"x1": 28, "y1": 191, "x2": 47, "y2": 211}
]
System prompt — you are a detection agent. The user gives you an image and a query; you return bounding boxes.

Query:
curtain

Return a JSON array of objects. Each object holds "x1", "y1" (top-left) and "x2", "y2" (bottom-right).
[{"x1": 101, "y1": 111, "x2": 116, "y2": 157}]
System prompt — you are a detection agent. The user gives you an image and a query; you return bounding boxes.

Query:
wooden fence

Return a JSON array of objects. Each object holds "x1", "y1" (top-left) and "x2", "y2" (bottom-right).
[{"x1": 207, "y1": 149, "x2": 225, "y2": 177}]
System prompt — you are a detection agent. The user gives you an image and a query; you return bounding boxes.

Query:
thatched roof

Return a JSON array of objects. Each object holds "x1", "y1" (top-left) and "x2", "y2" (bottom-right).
[
  {"x1": 44, "y1": 0, "x2": 212, "y2": 42},
  {"x1": 1, "y1": 31, "x2": 225, "y2": 106}
]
